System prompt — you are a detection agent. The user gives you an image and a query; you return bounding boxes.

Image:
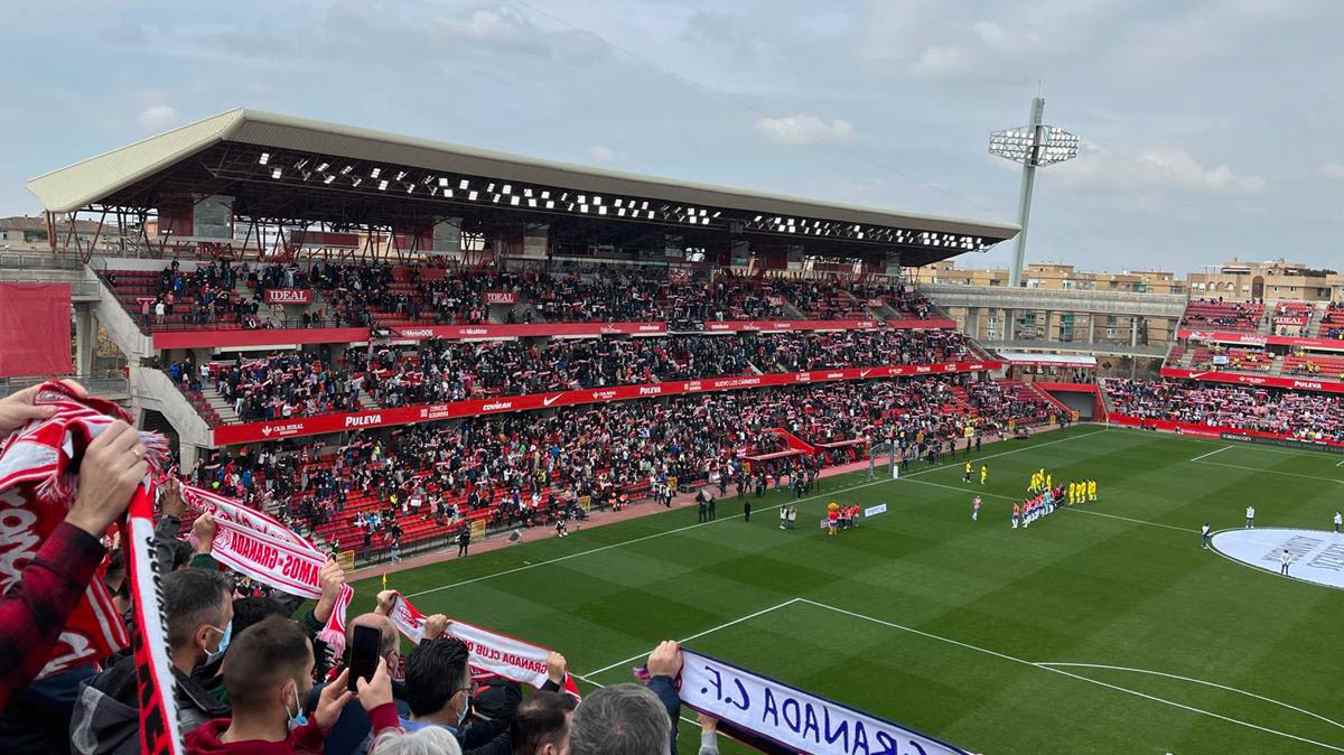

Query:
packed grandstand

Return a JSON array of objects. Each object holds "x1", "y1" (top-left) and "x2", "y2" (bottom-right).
[{"x1": 3, "y1": 108, "x2": 1343, "y2": 755}]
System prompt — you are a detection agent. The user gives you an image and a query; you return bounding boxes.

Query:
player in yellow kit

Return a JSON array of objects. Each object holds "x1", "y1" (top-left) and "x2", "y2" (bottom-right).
[
  {"x1": 980, "y1": 464, "x2": 988, "y2": 485},
  {"x1": 1067, "y1": 481, "x2": 1077, "y2": 505},
  {"x1": 1088, "y1": 479, "x2": 1098, "y2": 502}
]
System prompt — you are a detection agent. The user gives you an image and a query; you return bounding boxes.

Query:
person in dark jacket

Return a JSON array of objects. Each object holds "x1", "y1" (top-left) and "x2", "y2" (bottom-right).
[{"x1": 70, "y1": 567, "x2": 235, "y2": 753}]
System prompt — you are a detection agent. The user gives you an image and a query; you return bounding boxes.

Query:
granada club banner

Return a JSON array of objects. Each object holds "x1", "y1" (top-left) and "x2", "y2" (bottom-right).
[
  {"x1": 482, "y1": 291, "x2": 519, "y2": 305},
  {"x1": 263, "y1": 288, "x2": 313, "y2": 305},
  {"x1": 1160, "y1": 367, "x2": 1344, "y2": 395},
  {"x1": 211, "y1": 360, "x2": 1002, "y2": 445},
  {"x1": 679, "y1": 649, "x2": 969, "y2": 755}
]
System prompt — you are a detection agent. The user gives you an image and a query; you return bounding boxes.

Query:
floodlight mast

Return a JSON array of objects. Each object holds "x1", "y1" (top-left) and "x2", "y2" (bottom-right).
[{"x1": 989, "y1": 97, "x2": 1079, "y2": 287}]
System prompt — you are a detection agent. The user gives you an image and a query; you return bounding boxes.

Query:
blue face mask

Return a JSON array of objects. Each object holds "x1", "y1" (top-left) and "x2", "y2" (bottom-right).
[
  {"x1": 286, "y1": 684, "x2": 309, "y2": 731},
  {"x1": 205, "y1": 620, "x2": 232, "y2": 664}
]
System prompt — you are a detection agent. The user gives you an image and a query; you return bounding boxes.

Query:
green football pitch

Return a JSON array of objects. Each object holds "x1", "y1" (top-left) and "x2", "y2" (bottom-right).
[{"x1": 348, "y1": 425, "x2": 1344, "y2": 754}]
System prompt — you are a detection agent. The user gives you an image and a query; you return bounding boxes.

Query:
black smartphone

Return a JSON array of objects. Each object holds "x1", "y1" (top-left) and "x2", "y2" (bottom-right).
[{"x1": 348, "y1": 624, "x2": 381, "y2": 692}]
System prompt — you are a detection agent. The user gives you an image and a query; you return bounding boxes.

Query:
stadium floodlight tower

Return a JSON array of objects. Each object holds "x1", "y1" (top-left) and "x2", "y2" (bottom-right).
[{"x1": 989, "y1": 97, "x2": 1080, "y2": 288}]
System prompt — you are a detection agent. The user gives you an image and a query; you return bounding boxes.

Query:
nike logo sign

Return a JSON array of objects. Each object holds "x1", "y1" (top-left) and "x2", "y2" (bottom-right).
[
  {"x1": 859, "y1": 369, "x2": 872, "y2": 378},
  {"x1": 543, "y1": 394, "x2": 563, "y2": 406}
]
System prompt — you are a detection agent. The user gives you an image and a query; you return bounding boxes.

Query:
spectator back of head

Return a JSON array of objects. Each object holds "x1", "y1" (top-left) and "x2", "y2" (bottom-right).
[
  {"x1": 370, "y1": 727, "x2": 463, "y2": 755},
  {"x1": 221, "y1": 615, "x2": 313, "y2": 715},
  {"x1": 511, "y1": 690, "x2": 576, "y2": 755},
  {"x1": 162, "y1": 567, "x2": 231, "y2": 653},
  {"x1": 405, "y1": 637, "x2": 471, "y2": 718},
  {"x1": 569, "y1": 684, "x2": 670, "y2": 755}
]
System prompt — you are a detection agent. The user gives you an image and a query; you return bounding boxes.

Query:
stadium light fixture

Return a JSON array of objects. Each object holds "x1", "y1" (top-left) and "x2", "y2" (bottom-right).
[
  {"x1": 502, "y1": 184, "x2": 512, "y2": 194},
  {"x1": 324, "y1": 175, "x2": 335, "y2": 185},
  {"x1": 989, "y1": 96, "x2": 1080, "y2": 287},
  {"x1": 371, "y1": 167, "x2": 382, "y2": 179},
  {"x1": 459, "y1": 179, "x2": 470, "y2": 190},
  {"x1": 541, "y1": 191, "x2": 551, "y2": 200},
  {"x1": 316, "y1": 162, "x2": 329, "y2": 172},
  {"x1": 258, "y1": 152, "x2": 270, "y2": 165},
  {"x1": 598, "y1": 206, "x2": 608, "y2": 215},
  {"x1": 444, "y1": 189, "x2": 454, "y2": 198},
  {"x1": 546, "y1": 200, "x2": 555, "y2": 209},
  {"x1": 511, "y1": 196, "x2": 521, "y2": 206},
  {"x1": 341, "y1": 165, "x2": 353, "y2": 175},
  {"x1": 396, "y1": 171, "x2": 407, "y2": 181},
  {"x1": 271, "y1": 168, "x2": 282, "y2": 179},
  {"x1": 378, "y1": 180, "x2": 389, "y2": 191},
  {"x1": 439, "y1": 177, "x2": 450, "y2": 187},
  {"x1": 352, "y1": 178, "x2": 363, "y2": 187},
  {"x1": 468, "y1": 191, "x2": 479, "y2": 201}
]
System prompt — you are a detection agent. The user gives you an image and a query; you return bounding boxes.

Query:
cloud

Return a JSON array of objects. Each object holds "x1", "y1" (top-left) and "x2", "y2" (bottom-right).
[
  {"x1": 137, "y1": 104, "x2": 179, "y2": 132},
  {"x1": 910, "y1": 45, "x2": 974, "y2": 78},
  {"x1": 1321, "y1": 163, "x2": 1344, "y2": 179},
  {"x1": 1059, "y1": 143, "x2": 1266, "y2": 194},
  {"x1": 754, "y1": 114, "x2": 854, "y2": 145},
  {"x1": 589, "y1": 145, "x2": 615, "y2": 163}
]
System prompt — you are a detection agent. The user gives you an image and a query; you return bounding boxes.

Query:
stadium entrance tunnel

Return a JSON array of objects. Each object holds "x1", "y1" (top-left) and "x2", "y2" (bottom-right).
[{"x1": 1211, "y1": 528, "x2": 1344, "y2": 590}]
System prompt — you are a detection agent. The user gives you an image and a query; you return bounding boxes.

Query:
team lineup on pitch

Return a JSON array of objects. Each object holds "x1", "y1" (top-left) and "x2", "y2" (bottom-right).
[{"x1": 353, "y1": 425, "x2": 1344, "y2": 754}]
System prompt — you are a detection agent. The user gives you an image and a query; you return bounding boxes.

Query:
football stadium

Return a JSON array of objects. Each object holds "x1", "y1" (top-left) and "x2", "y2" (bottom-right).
[{"x1": 2, "y1": 15, "x2": 1344, "y2": 754}]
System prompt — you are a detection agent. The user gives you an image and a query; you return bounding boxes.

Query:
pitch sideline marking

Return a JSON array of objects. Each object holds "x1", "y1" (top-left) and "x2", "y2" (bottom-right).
[
  {"x1": 796, "y1": 598, "x2": 1344, "y2": 753},
  {"x1": 1035, "y1": 662, "x2": 1344, "y2": 733},
  {"x1": 1105, "y1": 425, "x2": 1344, "y2": 461},
  {"x1": 1190, "y1": 459, "x2": 1344, "y2": 485},
  {"x1": 581, "y1": 598, "x2": 802, "y2": 677},
  {"x1": 405, "y1": 429, "x2": 1111, "y2": 599},
  {"x1": 1190, "y1": 445, "x2": 1235, "y2": 462}
]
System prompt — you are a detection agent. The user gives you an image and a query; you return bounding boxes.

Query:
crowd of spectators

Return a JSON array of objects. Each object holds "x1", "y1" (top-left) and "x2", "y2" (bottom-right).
[
  {"x1": 170, "y1": 327, "x2": 988, "y2": 426},
  {"x1": 0, "y1": 381, "x2": 719, "y2": 755},
  {"x1": 1104, "y1": 378, "x2": 1344, "y2": 443},
  {"x1": 193, "y1": 375, "x2": 1054, "y2": 548},
  {"x1": 748, "y1": 329, "x2": 969, "y2": 371}
]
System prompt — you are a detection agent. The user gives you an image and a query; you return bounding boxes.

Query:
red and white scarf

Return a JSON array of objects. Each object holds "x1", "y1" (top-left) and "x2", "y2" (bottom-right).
[
  {"x1": 0, "y1": 382, "x2": 180, "y2": 754},
  {"x1": 0, "y1": 384, "x2": 167, "y2": 677},
  {"x1": 180, "y1": 484, "x2": 353, "y2": 656},
  {"x1": 389, "y1": 593, "x2": 580, "y2": 699}
]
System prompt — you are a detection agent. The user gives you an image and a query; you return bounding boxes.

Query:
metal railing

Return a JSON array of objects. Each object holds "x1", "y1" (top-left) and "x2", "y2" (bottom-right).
[{"x1": 0, "y1": 374, "x2": 129, "y2": 398}]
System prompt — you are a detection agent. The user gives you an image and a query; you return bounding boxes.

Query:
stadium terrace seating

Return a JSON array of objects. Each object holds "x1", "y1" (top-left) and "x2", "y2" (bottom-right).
[
  {"x1": 1180, "y1": 299, "x2": 1264, "y2": 332},
  {"x1": 1103, "y1": 378, "x2": 1344, "y2": 442},
  {"x1": 105, "y1": 258, "x2": 951, "y2": 332},
  {"x1": 103, "y1": 263, "x2": 261, "y2": 331},
  {"x1": 1321, "y1": 303, "x2": 1344, "y2": 339},
  {"x1": 167, "y1": 329, "x2": 986, "y2": 426},
  {"x1": 193, "y1": 377, "x2": 1056, "y2": 551},
  {"x1": 1282, "y1": 353, "x2": 1344, "y2": 379}
]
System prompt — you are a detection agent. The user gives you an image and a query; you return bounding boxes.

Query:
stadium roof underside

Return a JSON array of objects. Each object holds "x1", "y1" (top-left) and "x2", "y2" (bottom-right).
[{"x1": 26, "y1": 109, "x2": 1018, "y2": 266}]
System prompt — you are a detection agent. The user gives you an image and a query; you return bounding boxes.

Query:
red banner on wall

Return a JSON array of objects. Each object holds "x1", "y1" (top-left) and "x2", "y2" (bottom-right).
[
  {"x1": 1178, "y1": 328, "x2": 1344, "y2": 352},
  {"x1": 263, "y1": 289, "x2": 313, "y2": 305},
  {"x1": 482, "y1": 291, "x2": 518, "y2": 305},
  {"x1": 211, "y1": 359, "x2": 1001, "y2": 445},
  {"x1": 0, "y1": 283, "x2": 72, "y2": 377},
  {"x1": 1160, "y1": 367, "x2": 1344, "y2": 394},
  {"x1": 1108, "y1": 413, "x2": 1344, "y2": 450}
]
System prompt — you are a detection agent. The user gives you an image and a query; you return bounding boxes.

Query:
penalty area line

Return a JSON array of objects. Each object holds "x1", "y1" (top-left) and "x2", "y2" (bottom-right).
[{"x1": 797, "y1": 598, "x2": 1344, "y2": 753}]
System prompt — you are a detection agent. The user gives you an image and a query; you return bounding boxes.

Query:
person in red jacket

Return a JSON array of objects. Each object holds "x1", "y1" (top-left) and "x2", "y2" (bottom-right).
[{"x1": 187, "y1": 616, "x2": 401, "y2": 754}]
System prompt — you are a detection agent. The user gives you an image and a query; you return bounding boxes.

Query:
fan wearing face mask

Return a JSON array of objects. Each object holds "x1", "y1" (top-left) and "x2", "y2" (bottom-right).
[
  {"x1": 186, "y1": 615, "x2": 399, "y2": 754},
  {"x1": 70, "y1": 566, "x2": 235, "y2": 754}
]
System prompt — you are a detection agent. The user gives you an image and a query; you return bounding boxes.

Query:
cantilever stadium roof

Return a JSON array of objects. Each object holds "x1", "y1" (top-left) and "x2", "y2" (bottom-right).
[{"x1": 26, "y1": 109, "x2": 1018, "y2": 262}]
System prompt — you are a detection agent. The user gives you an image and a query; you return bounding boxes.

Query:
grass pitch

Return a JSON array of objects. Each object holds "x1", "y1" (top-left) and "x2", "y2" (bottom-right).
[{"x1": 350, "y1": 425, "x2": 1344, "y2": 754}]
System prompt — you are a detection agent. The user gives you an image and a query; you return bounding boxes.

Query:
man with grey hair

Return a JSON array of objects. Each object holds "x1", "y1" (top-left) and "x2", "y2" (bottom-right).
[{"x1": 569, "y1": 640, "x2": 683, "y2": 755}]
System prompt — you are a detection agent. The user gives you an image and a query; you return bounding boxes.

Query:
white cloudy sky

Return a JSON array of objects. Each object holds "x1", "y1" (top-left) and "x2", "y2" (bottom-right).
[{"x1": 3, "y1": 0, "x2": 1343, "y2": 273}]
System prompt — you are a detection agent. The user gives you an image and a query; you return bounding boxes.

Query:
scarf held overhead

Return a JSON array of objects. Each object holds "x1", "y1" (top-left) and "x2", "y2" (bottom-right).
[
  {"x1": 389, "y1": 593, "x2": 580, "y2": 699},
  {"x1": 179, "y1": 483, "x2": 352, "y2": 656},
  {"x1": 0, "y1": 383, "x2": 168, "y2": 678}
]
